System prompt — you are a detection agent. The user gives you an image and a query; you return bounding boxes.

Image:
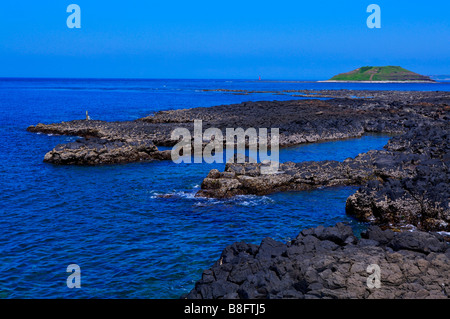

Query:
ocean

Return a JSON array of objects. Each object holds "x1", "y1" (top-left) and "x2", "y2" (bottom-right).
[{"x1": 0, "y1": 78, "x2": 448, "y2": 298}]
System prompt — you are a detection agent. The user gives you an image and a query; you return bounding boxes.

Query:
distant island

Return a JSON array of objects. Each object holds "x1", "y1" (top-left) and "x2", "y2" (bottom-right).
[{"x1": 322, "y1": 66, "x2": 436, "y2": 83}]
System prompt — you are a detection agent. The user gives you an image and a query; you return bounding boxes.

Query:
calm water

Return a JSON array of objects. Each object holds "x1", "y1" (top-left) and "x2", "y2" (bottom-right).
[{"x1": 0, "y1": 78, "x2": 447, "y2": 299}]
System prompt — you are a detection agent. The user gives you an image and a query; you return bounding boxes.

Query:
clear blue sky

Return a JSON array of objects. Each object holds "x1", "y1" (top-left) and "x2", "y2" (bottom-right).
[{"x1": 0, "y1": 1, "x2": 449, "y2": 79}]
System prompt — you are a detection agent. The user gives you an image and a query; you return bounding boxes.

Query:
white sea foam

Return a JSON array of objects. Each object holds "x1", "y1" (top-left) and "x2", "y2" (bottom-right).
[
  {"x1": 234, "y1": 195, "x2": 275, "y2": 206},
  {"x1": 151, "y1": 189, "x2": 274, "y2": 208},
  {"x1": 193, "y1": 194, "x2": 274, "y2": 207}
]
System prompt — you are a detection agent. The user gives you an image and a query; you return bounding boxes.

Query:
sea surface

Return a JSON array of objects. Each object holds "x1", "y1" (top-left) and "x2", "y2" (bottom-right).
[{"x1": 0, "y1": 78, "x2": 448, "y2": 298}]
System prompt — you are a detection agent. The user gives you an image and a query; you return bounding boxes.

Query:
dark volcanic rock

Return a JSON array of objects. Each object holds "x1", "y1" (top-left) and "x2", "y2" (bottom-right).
[
  {"x1": 185, "y1": 224, "x2": 450, "y2": 299},
  {"x1": 43, "y1": 137, "x2": 171, "y2": 165},
  {"x1": 196, "y1": 149, "x2": 414, "y2": 198},
  {"x1": 346, "y1": 125, "x2": 450, "y2": 231}
]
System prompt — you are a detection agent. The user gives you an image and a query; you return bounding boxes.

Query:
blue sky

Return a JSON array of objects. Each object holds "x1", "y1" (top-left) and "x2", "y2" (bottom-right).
[{"x1": 0, "y1": 1, "x2": 449, "y2": 79}]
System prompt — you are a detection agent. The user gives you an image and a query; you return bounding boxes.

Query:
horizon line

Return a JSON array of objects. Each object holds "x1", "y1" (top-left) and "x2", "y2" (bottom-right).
[{"x1": 0, "y1": 76, "x2": 324, "y2": 82}]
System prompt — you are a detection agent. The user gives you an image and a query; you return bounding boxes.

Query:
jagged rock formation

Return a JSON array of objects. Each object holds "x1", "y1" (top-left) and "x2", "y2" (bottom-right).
[
  {"x1": 43, "y1": 137, "x2": 171, "y2": 165},
  {"x1": 185, "y1": 223, "x2": 450, "y2": 299},
  {"x1": 346, "y1": 125, "x2": 449, "y2": 231}
]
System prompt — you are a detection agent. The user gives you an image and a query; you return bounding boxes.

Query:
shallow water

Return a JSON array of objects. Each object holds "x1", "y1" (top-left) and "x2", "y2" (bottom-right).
[{"x1": 0, "y1": 78, "x2": 403, "y2": 298}]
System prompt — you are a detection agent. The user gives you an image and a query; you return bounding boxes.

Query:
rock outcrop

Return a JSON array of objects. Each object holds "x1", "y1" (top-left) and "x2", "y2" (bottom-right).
[
  {"x1": 43, "y1": 137, "x2": 171, "y2": 165},
  {"x1": 346, "y1": 125, "x2": 449, "y2": 231},
  {"x1": 197, "y1": 150, "x2": 401, "y2": 198},
  {"x1": 27, "y1": 120, "x2": 175, "y2": 165},
  {"x1": 185, "y1": 223, "x2": 450, "y2": 299}
]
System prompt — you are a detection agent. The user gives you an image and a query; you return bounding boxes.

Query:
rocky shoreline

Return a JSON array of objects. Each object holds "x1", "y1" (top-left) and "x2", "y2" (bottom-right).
[
  {"x1": 27, "y1": 90, "x2": 450, "y2": 231},
  {"x1": 27, "y1": 89, "x2": 449, "y2": 163},
  {"x1": 27, "y1": 89, "x2": 450, "y2": 298},
  {"x1": 42, "y1": 137, "x2": 172, "y2": 165},
  {"x1": 185, "y1": 223, "x2": 449, "y2": 299}
]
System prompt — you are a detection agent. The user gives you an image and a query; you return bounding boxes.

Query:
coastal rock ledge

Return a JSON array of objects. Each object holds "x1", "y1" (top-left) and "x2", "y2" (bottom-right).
[
  {"x1": 40, "y1": 137, "x2": 171, "y2": 165},
  {"x1": 184, "y1": 223, "x2": 450, "y2": 299}
]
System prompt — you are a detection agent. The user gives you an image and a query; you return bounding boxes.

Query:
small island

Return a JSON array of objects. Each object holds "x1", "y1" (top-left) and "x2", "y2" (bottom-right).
[{"x1": 323, "y1": 66, "x2": 436, "y2": 83}]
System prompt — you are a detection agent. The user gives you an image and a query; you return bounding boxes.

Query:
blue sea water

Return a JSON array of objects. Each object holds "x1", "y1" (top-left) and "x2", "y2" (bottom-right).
[{"x1": 0, "y1": 78, "x2": 448, "y2": 299}]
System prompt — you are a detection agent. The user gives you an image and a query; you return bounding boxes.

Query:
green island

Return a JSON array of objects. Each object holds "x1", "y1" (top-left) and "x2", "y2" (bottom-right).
[{"x1": 324, "y1": 66, "x2": 436, "y2": 82}]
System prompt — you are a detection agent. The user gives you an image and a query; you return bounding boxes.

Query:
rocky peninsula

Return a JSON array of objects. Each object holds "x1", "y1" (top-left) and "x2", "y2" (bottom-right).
[{"x1": 28, "y1": 89, "x2": 448, "y2": 161}]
